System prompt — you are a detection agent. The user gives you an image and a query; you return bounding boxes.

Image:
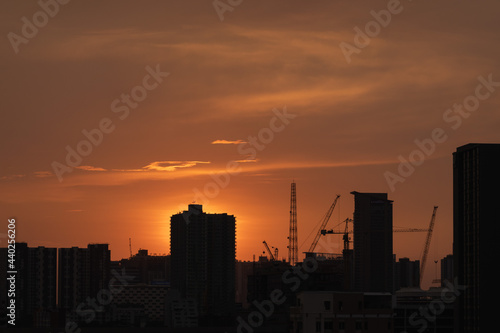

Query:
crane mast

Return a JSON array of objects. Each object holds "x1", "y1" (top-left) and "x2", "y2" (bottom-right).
[
  {"x1": 309, "y1": 195, "x2": 341, "y2": 253},
  {"x1": 420, "y1": 206, "x2": 438, "y2": 285},
  {"x1": 263, "y1": 241, "x2": 275, "y2": 261}
]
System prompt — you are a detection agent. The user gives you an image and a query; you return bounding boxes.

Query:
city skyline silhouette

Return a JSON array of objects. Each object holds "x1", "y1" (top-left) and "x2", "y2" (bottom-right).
[{"x1": 2, "y1": 1, "x2": 497, "y2": 331}]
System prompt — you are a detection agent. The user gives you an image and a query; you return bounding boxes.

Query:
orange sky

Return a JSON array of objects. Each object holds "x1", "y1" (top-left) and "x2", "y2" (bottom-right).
[{"x1": 1, "y1": 0, "x2": 500, "y2": 290}]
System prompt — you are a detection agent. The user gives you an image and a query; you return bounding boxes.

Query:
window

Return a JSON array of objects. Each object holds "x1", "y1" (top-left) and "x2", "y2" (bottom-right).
[
  {"x1": 316, "y1": 321, "x2": 321, "y2": 332},
  {"x1": 324, "y1": 320, "x2": 333, "y2": 330},
  {"x1": 324, "y1": 301, "x2": 331, "y2": 310},
  {"x1": 339, "y1": 321, "x2": 345, "y2": 330},
  {"x1": 338, "y1": 301, "x2": 343, "y2": 311}
]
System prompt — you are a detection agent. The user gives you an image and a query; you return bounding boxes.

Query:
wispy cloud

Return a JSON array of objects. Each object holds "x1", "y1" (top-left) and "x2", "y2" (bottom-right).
[
  {"x1": 112, "y1": 161, "x2": 211, "y2": 173},
  {"x1": 76, "y1": 166, "x2": 107, "y2": 172},
  {"x1": 235, "y1": 158, "x2": 259, "y2": 163},
  {"x1": 143, "y1": 161, "x2": 210, "y2": 172},
  {"x1": 211, "y1": 139, "x2": 247, "y2": 145},
  {"x1": 1, "y1": 174, "x2": 25, "y2": 180},
  {"x1": 34, "y1": 171, "x2": 53, "y2": 178}
]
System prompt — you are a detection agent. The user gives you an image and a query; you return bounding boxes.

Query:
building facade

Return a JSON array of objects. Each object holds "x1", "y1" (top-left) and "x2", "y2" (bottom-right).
[
  {"x1": 290, "y1": 291, "x2": 393, "y2": 333},
  {"x1": 453, "y1": 143, "x2": 499, "y2": 333},
  {"x1": 351, "y1": 192, "x2": 394, "y2": 293},
  {"x1": 58, "y1": 244, "x2": 110, "y2": 317},
  {"x1": 394, "y1": 257, "x2": 420, "y2": 291},
  {"x1": 0, "y1": 244, "x2": 57, "y2": 326},
  {"x1": 394, "y1": 287, "x2": 454, "y2": 333},
  {"x1": 170, "y1": 204, "x2": 236, "y2": 322}
]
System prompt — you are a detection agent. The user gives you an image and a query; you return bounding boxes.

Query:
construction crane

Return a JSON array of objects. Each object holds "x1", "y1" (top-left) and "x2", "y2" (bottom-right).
[
  {"x1": 420, "y1": 206, "x2": 438, "y2": 285},
  {"x1": 323, "y1": 227, "x2": 428, "y2": 235},
  {"x1": 321, "y1": 222, "x2": 430, "y2": 254},
  {"x1": 308, "y1": 195, "x2": 341, "y2": 253},
  {"x1": 263, "y1": 241, "x2": 275, "y2": 261},
  {"x1": 321, "y1": 218, "x2": 352, "y2": 250},
  {"x1": 288, "y1": 182, "x2": 298, "y2": 266}
]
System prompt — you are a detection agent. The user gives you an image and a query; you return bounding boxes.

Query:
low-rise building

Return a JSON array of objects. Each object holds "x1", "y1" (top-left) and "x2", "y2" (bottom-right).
[{"x1": 290, "y1": 291, "x2": 393, "y2": 333}]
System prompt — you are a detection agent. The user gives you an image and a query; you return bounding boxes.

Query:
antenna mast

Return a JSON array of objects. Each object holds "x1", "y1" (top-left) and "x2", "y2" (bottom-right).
[{"x1": 288, "y1": 181, "x2": 298, "y2": 266}]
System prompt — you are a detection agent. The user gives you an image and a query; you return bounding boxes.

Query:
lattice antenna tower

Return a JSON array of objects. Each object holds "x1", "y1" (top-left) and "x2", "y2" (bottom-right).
[{"x1": 288, "y1": 181, "x2": 298, "y2": 266}]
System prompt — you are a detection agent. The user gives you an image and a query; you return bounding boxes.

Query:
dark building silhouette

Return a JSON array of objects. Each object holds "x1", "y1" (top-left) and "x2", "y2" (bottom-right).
[
  {"x1": 118, "y1": 249, "x2": 170, "y2": 285},
  {"x1": 440, "y1": 254, "x2": 453, "y2": 287},
  {"x1": 453, "y1": 143, "x2": 499, "y2": 333},
  {"x1": 245, "y1": 258, "x2": 294, "y2": 333},
  {"x1": 170, "y1": 204, "x2": 236, "y2": 324},
  {"x1": 0, "y1": 243, "x2": 57, "y2": 326},
  {"x1": 291, "y1": 291, "x2": 393, "y2": 333},
  {"x1": 244, "y1": 254, "x2": 347, "y2": 332},
  {"x1": 351, "y1": 192, "x2": 393, "y2": 293},
  {"x1": 58, "y1": 244, "x2": 110, "y2": 317},
  {"x1": 88, "y1": 244, "x2": 111, "y2": 298},
  {"x1": 58, "y1": 247, "x2": 90, "y2": 312},
  {"x1": 394, "y1": 257, "x2": 420, "y2": 291},
  {"x1": 394, "y1": 287, "x2": 454, "y2": 333}
]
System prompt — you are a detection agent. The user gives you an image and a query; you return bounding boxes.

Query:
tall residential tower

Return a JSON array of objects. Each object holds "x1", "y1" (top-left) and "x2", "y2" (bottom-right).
[
  {"x1": 453, "y1": 143, "x2": 499, "y2": 333},
  {"x1": 351, "y1": 192, "x2": 394, "y2": 293},
  {"x1": 170, "y1": 204, "x2": 236, "y2": 322}
]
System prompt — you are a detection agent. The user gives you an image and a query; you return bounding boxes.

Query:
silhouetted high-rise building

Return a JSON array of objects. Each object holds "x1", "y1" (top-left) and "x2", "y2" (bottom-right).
[
  {"x1": 394, "y1": 257, "x2": 420, "y2": 291},
  {"x1": 453, "y1": 143, "x2": 499, "y2": 333},
  {"x1": 351, "y1": 192, "x2": 393, "y2": 293},
  {"x1": 58, "y1": 247, "x2": 89, "y2": 311},
  {"x1": 27, "y1": 246, "x2": 58, "y2": 314},
  {"x1": 170, "y1": 204, "x2": 236, "y2": 323},
  {"x1": 88, "y1": 244, "x2": 111, "y2": 297},
  {"x1": 440, "y1": 254, "x2": 453, "y2": 288},
  {"x1": 0, "y1": 243, "x2": 57, "y2": 326},
  {"x1": 58, "y1": 244, "x2": 110, "y2": 314}
]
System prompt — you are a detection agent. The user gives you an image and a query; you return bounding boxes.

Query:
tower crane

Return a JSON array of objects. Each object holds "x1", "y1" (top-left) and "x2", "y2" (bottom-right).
[
  {"x1": 321, "y1": 218, "x2": 352, "y2": 250},
  {"x1": 321, "y1": 220, "x2": 428, "y2": 251},
  {"x1": 263, "y1": 241, "x2": 275, "y2": 261},
  {"x1": 308, "y1": 195, "x2": 341, "y2": 253},
  {"x1": 420, "y1": 206, "x2": 438, "y2": 285}
]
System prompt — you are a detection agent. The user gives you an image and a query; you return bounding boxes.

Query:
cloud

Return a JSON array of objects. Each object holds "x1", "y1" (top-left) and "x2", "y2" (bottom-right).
[
  {"x1": 34, "y1": 171, "x2": 53, "y2": 178},
  {"x1": 112, "y1": 161, "x2": 211, "y2": 173},
  {"x1": 75, "y1": 166, "x2": 107, "y2": 172},
  {"x1": 211, "y1": 139, "x2": 247, "y2": 145},
  {"x1": 143, "y1": 161, "x2": 210, "y2": 172},
  {"x1": 1, "y1": 174, "x2": 26, "y2": 181},
  {"x1": 235, "y1": 158, "x2": 259, "y2": 163}
]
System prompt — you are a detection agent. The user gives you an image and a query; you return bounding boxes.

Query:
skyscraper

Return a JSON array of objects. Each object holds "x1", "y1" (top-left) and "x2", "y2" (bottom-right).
[
  {"x1": 351, "y1": 192, "x2": 393, "y2": 293},
  {"x1": 170, "y1": 204, "x2": 236, "y2": 323},
  {"x1": 453, "y1": 143, "x2": 499, "y2": 333}
]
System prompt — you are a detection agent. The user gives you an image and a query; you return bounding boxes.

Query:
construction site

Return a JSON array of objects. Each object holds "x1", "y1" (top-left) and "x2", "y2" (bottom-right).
[
  {"x1": 239, "y1": 181, "x2": 454, "y2": 333},
  {"x1": 256, "y1": 181, "x2": 441, "y2": 290}
]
